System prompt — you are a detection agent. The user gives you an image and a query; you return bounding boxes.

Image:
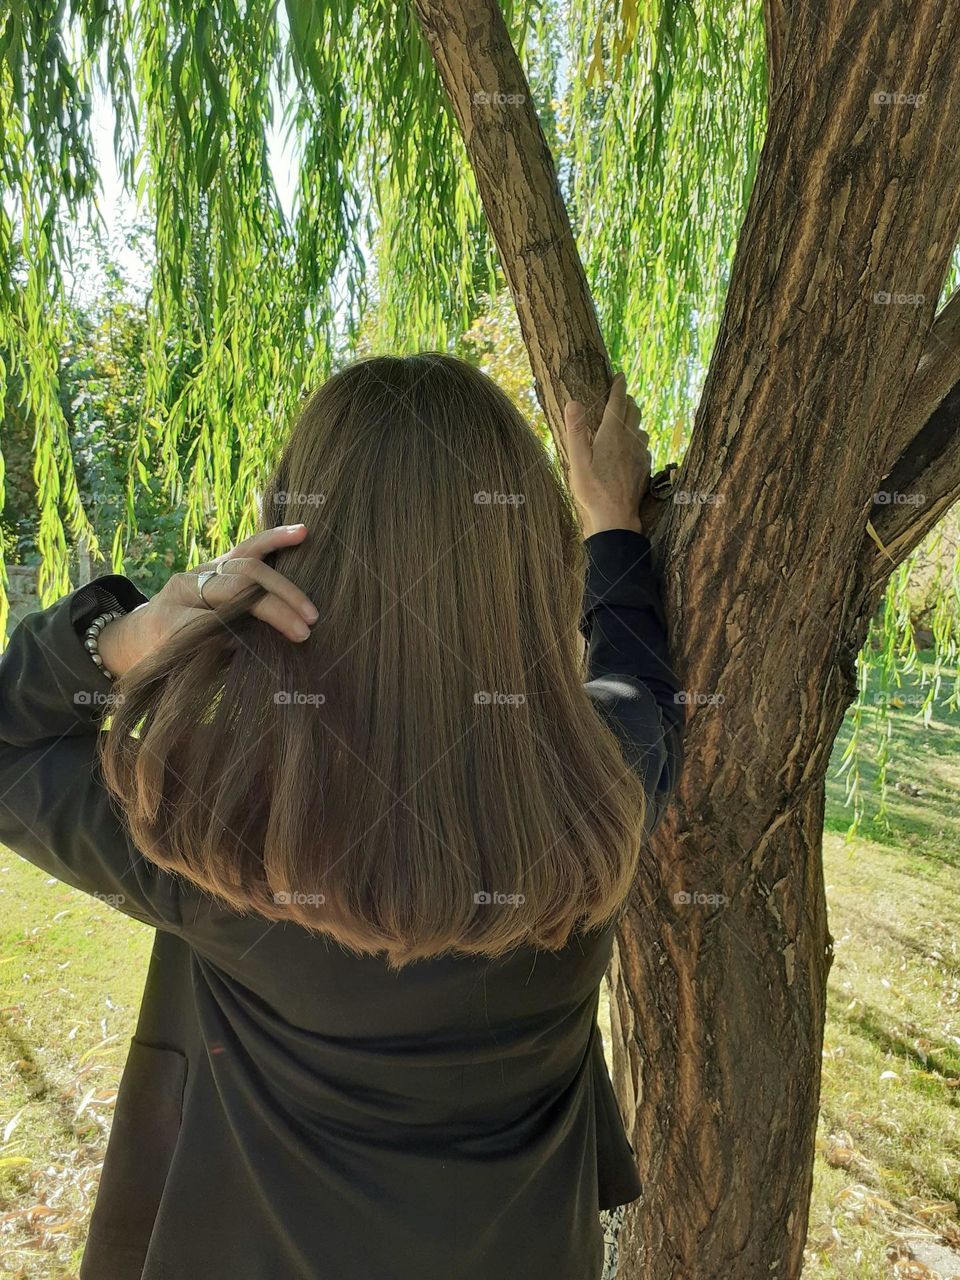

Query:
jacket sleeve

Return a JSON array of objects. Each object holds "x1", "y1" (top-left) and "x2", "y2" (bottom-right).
[
  {"x1": 0, "y1": 574, "x2": 183, "y2": 930},
  {"x1": 580, "y1": 529, "x2": 685, "y2": 835}
]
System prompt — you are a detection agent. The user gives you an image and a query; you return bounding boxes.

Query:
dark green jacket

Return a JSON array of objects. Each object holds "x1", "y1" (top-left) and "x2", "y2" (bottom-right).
[{"x1": 0, "y1": 528, "x2": 683, "y2": 1280}]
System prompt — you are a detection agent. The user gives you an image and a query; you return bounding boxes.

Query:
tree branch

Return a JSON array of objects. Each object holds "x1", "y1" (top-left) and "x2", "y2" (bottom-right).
[
  {"x1": 876, "y1": 286, "x2": 960, "y2": 473},
  {"x1": 763, "y1": 0, "x2": 788, "y2": 94},
  {"x1": 866, "y1": 377, "x2": 960, "y2": 591},
  {"x1": 411, "y1": 0, "x2": 671, "y2": 535},
  {"x1": 411, "y1": 0, "x2": 610, "y2": 439}
]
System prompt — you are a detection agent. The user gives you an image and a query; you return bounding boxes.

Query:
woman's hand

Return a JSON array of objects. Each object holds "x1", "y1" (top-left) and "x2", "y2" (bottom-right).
[
  {"x1": 97, "y1": 525, "x2": 319, "y2": 679},
  {"x1": 563, "y1": 373, "x2": 651, "y2": 538}
]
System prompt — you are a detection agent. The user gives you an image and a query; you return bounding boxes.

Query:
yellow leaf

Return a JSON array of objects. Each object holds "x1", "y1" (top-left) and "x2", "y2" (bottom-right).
[
  {"x1": 865, "y1": 519, "x2": 894, "y2": 562},
  {"x1": 77, "y1": 1034, "x2": 120, "y2": 1065},
  {"x1": 2, "y1": 1108, "x2": 24, "y2": 1143},
  {"x1": 586, "y1": 22, "x2": 605, "y2": 87}
]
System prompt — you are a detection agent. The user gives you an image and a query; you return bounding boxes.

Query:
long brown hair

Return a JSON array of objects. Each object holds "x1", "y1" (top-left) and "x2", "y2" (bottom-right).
[{"x1": 101, "y1": 354, "x2": 648, "y2": 966}]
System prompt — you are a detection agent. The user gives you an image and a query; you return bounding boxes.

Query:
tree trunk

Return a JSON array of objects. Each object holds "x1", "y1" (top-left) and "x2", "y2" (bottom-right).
[
  {"x1": 412, "y1": 0, "x2": 960, "y2": 1276},
  {"x1": 608, "y1": 785, "x2": 834, "y2": 1277}
]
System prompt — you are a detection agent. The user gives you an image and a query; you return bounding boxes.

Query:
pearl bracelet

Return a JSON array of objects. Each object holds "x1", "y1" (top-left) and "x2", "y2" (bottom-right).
[{"x1": 83, "y1": 608, "x2": 127, "y2": 681}]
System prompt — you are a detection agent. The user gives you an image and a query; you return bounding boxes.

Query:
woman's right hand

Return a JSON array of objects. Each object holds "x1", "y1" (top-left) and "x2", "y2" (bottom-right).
[
  {"x1": 563, "y1": 373, "x2": 651, "y2": 538},
  {"x1": 97, "y1": 525, "x2": 319, "y2": 678}
]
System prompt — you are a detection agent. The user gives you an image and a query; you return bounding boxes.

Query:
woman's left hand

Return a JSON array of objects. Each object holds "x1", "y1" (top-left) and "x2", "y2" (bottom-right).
[{"x1": 98, "y1": 524, "x2": 319, "y2": 678}]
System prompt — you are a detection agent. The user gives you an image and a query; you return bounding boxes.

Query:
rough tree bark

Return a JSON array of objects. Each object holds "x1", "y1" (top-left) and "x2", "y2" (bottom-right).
[
  {"x1": 411, "y1": 0, "x2": 611, "y2": 441},
  {"x1": 413, "y1": 1, "x2": 960, "y2": 1276}
]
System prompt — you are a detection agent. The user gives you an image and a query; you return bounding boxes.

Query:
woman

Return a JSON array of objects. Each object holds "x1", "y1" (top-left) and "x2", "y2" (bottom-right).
[{"x1": 0, "y1": 354, "x2": 683, "y2": 1280}]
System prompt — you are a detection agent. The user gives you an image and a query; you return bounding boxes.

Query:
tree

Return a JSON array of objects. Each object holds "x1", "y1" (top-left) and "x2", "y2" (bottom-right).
[
  {"x1": 1, "y1": 233, "x2": 213, "y2": 601},
  {"x1": 3, "y1": 2, "x2": 960, "y2": 1275}
]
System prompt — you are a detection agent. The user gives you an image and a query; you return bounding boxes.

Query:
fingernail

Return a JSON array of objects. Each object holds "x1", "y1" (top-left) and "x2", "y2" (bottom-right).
[
  {"x1": 302, "y1": 602, "x2": 319, "y2": 622},
  {"x1": 285, "y1": 524, "x2": 306, "y2": 532},
  {"x1": 296, "y1": 622, "x2": 311, "y2": 640}
]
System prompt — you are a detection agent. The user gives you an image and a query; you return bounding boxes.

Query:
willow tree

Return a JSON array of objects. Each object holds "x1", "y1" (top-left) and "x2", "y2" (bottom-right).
[{"x1": 3, "y1": 1, "x2": 960, "y2": 1278}]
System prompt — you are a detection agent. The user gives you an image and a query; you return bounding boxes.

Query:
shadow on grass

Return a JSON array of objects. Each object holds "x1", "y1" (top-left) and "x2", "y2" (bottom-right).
[{"x1": 829, "y1": 996, "x2": 960, "y2": 1097}]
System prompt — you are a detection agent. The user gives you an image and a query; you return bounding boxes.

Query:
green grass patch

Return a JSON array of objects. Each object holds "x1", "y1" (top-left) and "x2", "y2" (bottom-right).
[{"x1": 0, "y1": 867, "x2": 153, "y2": 1277}]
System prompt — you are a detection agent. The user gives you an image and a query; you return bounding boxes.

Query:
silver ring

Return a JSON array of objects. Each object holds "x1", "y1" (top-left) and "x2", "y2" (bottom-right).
[{"x1": 197, "y1": 565, "x2": 223, "y2": 606}]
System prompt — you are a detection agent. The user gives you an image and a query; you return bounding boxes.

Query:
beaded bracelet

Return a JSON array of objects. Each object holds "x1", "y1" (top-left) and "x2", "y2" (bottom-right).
[{"x1": 83, "y1": 608, "x2": 127, "y2": 681}]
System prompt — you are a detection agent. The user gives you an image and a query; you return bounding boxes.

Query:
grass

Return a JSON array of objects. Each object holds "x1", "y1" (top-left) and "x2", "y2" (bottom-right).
[
  {"x1": 0, "y1": 874, "x2": 152, "y2": 1276},
  {"x1": 803, "y1": 653, "x2": 960, "y2": 1279},
  {"x1": 1, "y1": 655, "x2": 959, "y2": 1277}
]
